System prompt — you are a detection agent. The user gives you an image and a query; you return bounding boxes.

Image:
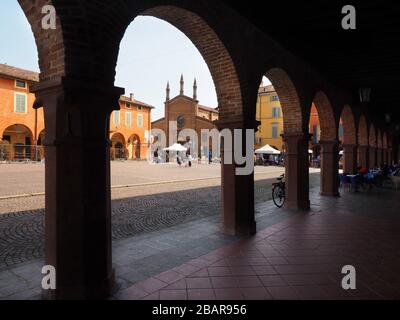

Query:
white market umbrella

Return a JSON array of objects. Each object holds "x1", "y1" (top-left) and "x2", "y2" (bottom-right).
[
  {"x1": 163, "y1": 143, "x2": 188, "y2": 152},
  {"x1": 255, "y1": 144, "x2": 281, "y2": 155}
]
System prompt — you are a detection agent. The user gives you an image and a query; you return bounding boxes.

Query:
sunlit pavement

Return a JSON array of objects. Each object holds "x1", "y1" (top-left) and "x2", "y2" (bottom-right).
[
  {"x1": 0, "y1": 161, "x2": 291, "y2": 198},
  {"x1": 2, "y1": 167, "x2": 399, "y2": 300}
]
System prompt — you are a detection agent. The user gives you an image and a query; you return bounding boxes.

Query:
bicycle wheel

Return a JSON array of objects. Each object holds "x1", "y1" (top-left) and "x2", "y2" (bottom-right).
[{"x1": 272, "y1": 185, "x2": 285, "y2": 208}]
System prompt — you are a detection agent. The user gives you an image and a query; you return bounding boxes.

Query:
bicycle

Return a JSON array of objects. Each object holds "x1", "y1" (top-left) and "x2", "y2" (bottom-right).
[{"x1": 272, "y1": 174, "x2": 285, "y2": 208}]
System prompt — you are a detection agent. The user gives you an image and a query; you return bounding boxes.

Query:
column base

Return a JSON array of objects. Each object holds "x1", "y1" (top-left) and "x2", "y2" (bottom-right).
[
  {"x1": 320, "y1": 191, "x2": 340, "y2": 197},
  {"x1": 41, "y1": 269, "x2": 115, "y2": 300},
  {"x1": 221, "y1": 220, "x2": 257, "y2": 236},
  {"x1": 284, "y1": 199, "x2": 310, "y2": 211}
]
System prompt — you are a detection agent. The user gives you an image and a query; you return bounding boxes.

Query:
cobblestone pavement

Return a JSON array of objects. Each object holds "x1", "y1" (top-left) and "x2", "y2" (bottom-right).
[{"x1": 0, "y1": 173, "x2": 321, "y2": 271}]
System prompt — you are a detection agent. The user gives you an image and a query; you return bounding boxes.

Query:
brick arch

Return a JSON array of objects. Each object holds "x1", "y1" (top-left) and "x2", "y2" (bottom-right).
[
  {"x1": 312, "y1": 91, "x2": 337, "y2": 141},
  {"x1": 369, "y1": 124, "x2": 377, "y2": 147},
  {"x1": 135, "y1": 6, "x2": 243, "y2": 120},
  {"x1": 340, "y1": 105, "x2": 357, "y2": 145},
  {"x1": 111, "y1": 133, "x2": 127, "y2": 146},
  {"x1": 2, "y1": 124, "x2": 34, "y2": 141},
  {"x1": 265, "y1": 68, "x2": 303, "y2": 134},
  {"x1": 358, "y1": 115, "x2": 369, "y2": 146},
  {"x1": 18, "y1": 0, "x2": 65, "y2": 80}
]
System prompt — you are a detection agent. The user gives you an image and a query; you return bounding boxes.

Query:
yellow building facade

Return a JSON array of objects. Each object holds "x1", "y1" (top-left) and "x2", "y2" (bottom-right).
[{"x1": 255, "y1": 85, "x2": 284, "y2": 151}]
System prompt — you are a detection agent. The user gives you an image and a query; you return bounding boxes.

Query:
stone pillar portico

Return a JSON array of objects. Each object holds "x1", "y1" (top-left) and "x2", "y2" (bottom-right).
[
  {"x1": 283, "y1": 132, "x2": 310, "y2": 210},
  {"x1": 383, "y1": 149, "x2": 388, "y2": 164},
  {"x1": 32, "y1": 78, "x2": 124, "y2": 300},
  {"x1": 343, "y1": 144, "x2": 358, "y2": 174},
  {"x1": 388, "y1": 148, "x2": 393, "y2": 165},
  {"x1": 319, "y1": 140, "x2": 340, "y2": 197},
  {"x1": 369, "y1": 147, "x2": 377, "y2": 168},
  {"x1": 358, "y1": 145, "x2": 369, "y2": 168},
  {"x1": 216, "y1": 117, "x2": 256, "y2": 236},
  {"x1": 377, "y1": 148, "x2": 383, "y2": 166}
]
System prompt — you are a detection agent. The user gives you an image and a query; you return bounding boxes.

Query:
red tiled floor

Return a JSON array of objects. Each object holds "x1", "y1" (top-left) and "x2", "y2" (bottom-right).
[
  {"x1": 159, "y1": 289, "x2": 188, "y2": 300},
  {"x1": 266, "y1": 286, "x2": 300, "y2": 300},
  {"x1": 173, "y1": 264, "x2": 201, "y2": 276},
  {"x1": 259, "y1": 275, "x2": 287, "y2": 287},
  {"x1": 163, "y1": 279, "x2": 187, "y2": 290},
  {"x1": 214, "y1": 288, "x2": 243, "y2": 300},
  {"x1": 134, "y1": 277, "x2": 168, "y2": 294},
  {"x1": 207, "y1": 267, "x2": 233, "y2": 277},
  {"x1": 230, "y1": 266, "x2": 255, "y2": 276},
  {"x1": 293, "y1": 285, "x2": 330, "y2": 300},
  {"x1": 187, "y1": 289, "x2": 216, "y2": 300},
  {"x1": 186, "y1": 277, "x2": 213, "y2": 289},
  {"x1": 116, "y1": 190, "x2": 400, "y2": 300},
  {"x1": 241, "y1": 287, "x2": 273, "y2": 300},
  {"x1": 252, "y1": 265, "x2": 277, "y2": 276},
  {"x1": 211, "y1": 277, "x2": 239, "y2": 289},
  {"x1": 187, "y1": 268, "x2": 209, "y2": 278},
  {"x1": 154, "y1": 270, "x2": 185, "y2": 284},
  {"x1": 235, "y1": 276, "x2": 263, "y2": 288},
  {"x1": 282, "y1": 274, "x2": 335, "y2": 286}
]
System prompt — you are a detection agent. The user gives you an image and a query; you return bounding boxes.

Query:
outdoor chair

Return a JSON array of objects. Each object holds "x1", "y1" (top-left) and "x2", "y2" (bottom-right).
[{"x1": 340, "y1": 174, "x2": 352, "y2": 192}]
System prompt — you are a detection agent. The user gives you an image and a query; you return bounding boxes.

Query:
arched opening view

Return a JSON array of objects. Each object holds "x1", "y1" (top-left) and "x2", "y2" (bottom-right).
[{"x1": 2, "y1": 1, "x2": 400, "y2": 302}]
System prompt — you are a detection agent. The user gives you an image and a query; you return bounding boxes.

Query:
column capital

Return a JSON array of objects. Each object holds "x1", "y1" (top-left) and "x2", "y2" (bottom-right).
[
  {"x1": 31, "y1": 76, "x2": 124, "y2": 113},
  {"x1": 342, "y1": 143, "x2": 358, "y2": 149},
  {"x1": 319, "y1": 139, "x2": 340, "y2": 146},
  {"x1": 282, "y1": 132, "x2": 312, "y2": 142},
  {"x1": 214, "y1": 116, "x2": 258, "y2": 130}
]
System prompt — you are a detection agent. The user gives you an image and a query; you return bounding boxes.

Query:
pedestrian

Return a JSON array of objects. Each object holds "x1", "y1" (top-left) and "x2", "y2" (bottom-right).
[
  {"x1": 154, "y1": 148, "x2": 159, "y2": 163},
  {"x1": 208, "y1": 150, "x2": 212, "y2": 165}
]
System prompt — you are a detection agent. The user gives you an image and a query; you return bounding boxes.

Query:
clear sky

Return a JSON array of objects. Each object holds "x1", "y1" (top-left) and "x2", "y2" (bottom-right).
[
  {"x1": 0, "y1": 1, "x2": 220, "y2": 121},
  {"x1": 0, "y1": 2, "x2": 271, "y2": 121}
]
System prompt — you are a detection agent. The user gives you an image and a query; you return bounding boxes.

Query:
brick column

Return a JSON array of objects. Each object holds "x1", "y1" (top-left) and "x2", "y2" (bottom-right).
[
  {"x1": 32, "y1": 78, "x2": 124, "y2": 300},
  {"x1": 369, "y1": 147, "x2": 377, "y2": 168},
  {"x1": 319, "y1": 140, "x2": 340, "y2": 197},
  {"x1": 358, "y1": 145, "x2": 369, "y2": 168},
  {"x1": 343, "y1": 144, "x2": 358, "y2": 174},
  {"x1": 383, "y1": 149, "x2": 388, "y2": 165},
  {"x1": 216, "y1": 117, "x2": 256, "y2": 236},
  {"x1": 377, "y1": 148, "x2": 383, "y2": 167},
  {"x1": 388, "y1": 148, "x2": 393, "y2": 165},
  {"x1": 283, "y1": 132, "x2": 310, "y2": 210}
]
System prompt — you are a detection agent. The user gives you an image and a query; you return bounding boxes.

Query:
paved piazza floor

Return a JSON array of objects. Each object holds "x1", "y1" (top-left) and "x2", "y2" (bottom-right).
[{"x1": 0, "y1": 162, "x2": 399, "y2": 300}]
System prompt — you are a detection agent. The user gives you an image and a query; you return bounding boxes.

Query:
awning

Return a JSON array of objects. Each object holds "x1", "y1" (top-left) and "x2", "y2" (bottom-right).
[{"x1": 255, "y1": 144, "x2": 281, "y2": 155}]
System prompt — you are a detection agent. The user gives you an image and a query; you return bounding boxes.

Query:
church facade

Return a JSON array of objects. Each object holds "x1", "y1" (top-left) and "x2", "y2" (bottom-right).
[{"x1": 152, "y1": 75, "x2": 219, "y2": 158}]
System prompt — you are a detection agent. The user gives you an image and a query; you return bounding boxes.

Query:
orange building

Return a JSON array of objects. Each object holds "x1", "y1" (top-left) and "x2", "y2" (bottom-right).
[
  {"x1": 110, "y1": 94, "x2": 154, "y2": 160},
  {"x1": 0, "y1": 64, "x2": 153, "y2": 161},
  {"x1": 0, "y1": 64, "x2": 44, "y2": 161}
]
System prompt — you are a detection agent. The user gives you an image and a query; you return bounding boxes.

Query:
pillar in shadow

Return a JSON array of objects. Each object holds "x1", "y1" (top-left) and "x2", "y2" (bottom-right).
[
  {"x1": 377, "y1": 148, "x2": 383, "y2": 167},
  {"x1": 33, "y1": 77, "x2": 124, "y2": 300},
  {"x1": 216, "y1": 117, "x2": 256, "y2": 236},
  {"x1": 369, "y1": 147, "x2": 377, "y2": 168},
  {"x1": 319, "y1": 140, "x2": 340, "y2": 197},
  {"x1": 358, "y1": 145, "x2": 369, "y2": 168},
  {"x1": 388, "y1": 148, "x2": 393, "y2": 165},
  {"x1": 283, "y1": 132, "x2": 310, "y2": 210},
  {"x1": 343, "y1": 144, "x2": 358, "y2": 174}
]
